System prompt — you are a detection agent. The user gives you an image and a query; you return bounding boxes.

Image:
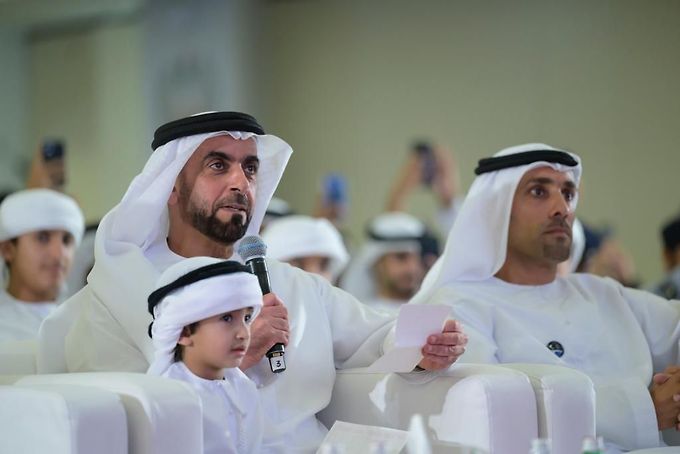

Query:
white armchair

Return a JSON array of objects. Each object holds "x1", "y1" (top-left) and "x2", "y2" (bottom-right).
[
  {"x1": 0, "y1": 382, "x2": 127, "y2": 454},
  {"x1": 0, "y1": 339, "x2": 37, "y2": 375},
  {"x1": 14, "y1": 373, "x2": 203, "y2": 454},
  {"x1": 501, "y1": 363, "x2": 596, "y2": 454},
  {"x1": 318, "y1": 364, "x2": 540, "y2": 454},
  {"x1": 3, "y1": 367, "x2": 540, "y2": 454}
]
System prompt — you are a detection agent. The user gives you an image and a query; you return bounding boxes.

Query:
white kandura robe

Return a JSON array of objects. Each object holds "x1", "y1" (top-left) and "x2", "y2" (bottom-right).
[
  {"x1": 42, "y1": 238, "x2": 395, "y2": 453},
  {"x1": 0, "y1": 289, "x2": 56, "y2": 342},
  {"x1": 364, "y1": 296, "x2": 406, "y2": 316},
  {"x1": 163, "y1": 361, "x2": 262, "y2": 454},
  {"x1": 425, "y1": 273, "x2": 680, "y2": 452}
]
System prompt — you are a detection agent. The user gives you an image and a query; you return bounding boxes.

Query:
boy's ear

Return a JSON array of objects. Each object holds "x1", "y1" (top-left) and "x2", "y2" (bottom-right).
[
  {"x1": 177, "y1": 326, "x2": 194, "y2": 347},
  {"x1": 0, "y1": 240, "x2": 16, "y2": 263}
]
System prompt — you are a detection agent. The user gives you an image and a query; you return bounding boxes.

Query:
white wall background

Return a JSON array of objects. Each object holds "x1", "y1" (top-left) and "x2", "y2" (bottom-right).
[{"x1": 258, "y1": 0, "x2": 680, "y2": 283}]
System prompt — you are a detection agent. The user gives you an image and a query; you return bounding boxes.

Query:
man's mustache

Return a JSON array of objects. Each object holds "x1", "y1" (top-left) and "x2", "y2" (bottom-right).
[
  {"x1": 214, "y1": 193, "x2": 251, "y2": 215},
  {"x1": 543, "y1": 218, "x2": 572, "y2": 237}
]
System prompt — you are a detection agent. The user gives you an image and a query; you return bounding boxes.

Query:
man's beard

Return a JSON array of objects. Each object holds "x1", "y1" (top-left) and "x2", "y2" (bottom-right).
[
  {"x1": 381, "y1": 270, "x2": 421, "y2": 300},
  {"x1": 179, "y1": 188, "x2": 252, "y2": 245},
  {"x1": 542, "y1": 218, "x2": 572, "y2": 262}
]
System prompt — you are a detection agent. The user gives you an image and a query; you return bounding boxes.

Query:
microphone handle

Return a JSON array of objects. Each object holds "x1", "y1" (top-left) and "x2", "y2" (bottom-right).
[
  {"x1": 247, "y1": 257, "x2": 286, "y2": 373},
  {"x1": 248, "y1": 258, "x2": 272, "y2": 294}
]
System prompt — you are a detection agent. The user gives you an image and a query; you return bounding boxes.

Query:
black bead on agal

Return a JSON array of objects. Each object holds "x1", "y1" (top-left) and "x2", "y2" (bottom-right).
[
  {"x1": 151, "y1": 111, "x2": 265, "y2": 150},
  {"x1": 474, "y1": 150, "x2": 578, "y2": 175},
  {"x1": 546, "y1": 340, "x2": 565, "y2": 358}
]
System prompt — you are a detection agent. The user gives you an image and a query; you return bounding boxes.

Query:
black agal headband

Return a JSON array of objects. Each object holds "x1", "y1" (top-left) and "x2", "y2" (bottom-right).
[
  {"x1": 151, "y1": 111, "x2": 265, "y2": 150},
  {"x1": 474, "y1": 150, "x2": 578, "y2": 175},
  {"x1": 367, "y1": 229, "x2": 424, "y2": 243},
  {"x1": 147, "y1": 260, "x2": 252, "y2": 337}
]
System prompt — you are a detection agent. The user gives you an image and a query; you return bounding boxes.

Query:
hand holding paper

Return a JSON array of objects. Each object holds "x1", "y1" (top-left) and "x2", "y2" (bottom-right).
[
  {"x1": 418, "y1": 318, "x2": 467, "y2": 371},
  {"x1": 367, "y1": 305, "x2": 467, "y2": 373}
]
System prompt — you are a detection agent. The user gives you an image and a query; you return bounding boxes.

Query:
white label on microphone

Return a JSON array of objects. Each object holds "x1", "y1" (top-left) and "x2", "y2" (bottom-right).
[{"x1": 269, "y1": 353, "x2": 286, "y2": 373}]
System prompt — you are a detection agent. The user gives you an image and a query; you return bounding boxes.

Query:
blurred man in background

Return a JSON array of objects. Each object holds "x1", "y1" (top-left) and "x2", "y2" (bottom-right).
[
  {"x1": 651, "y1": 215, "x2": 680, "y2": 299},
  {"x1": 342, "y1": 212, "x2": 425, "y2": 314},
  {"x1": 0, "y1": 188, "x2": 84, "y2": 341},
  {"x1": 262, "y1": 215, "x2": 349, "y2": 284},
  {"x1": 387, "y1": 141, "x2": 463, "y2": 235}
]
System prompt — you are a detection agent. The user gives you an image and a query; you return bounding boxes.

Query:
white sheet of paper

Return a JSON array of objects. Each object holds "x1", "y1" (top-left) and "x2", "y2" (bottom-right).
[
  {"x1": 367, "y1": 304, "x2": 450, "y2": 373},
  {"x1": 316, "y1": 420, "x2": 409, "y2": 454}
]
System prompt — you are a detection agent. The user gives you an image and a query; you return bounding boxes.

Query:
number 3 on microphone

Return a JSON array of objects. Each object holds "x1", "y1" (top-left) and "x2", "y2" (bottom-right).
[{"x1": 269, "y1": 352, "x2": 286, "y2": 373}]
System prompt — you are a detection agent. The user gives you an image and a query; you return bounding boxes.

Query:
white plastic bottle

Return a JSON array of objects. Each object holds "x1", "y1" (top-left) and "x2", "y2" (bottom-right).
[
  {"x1": 317, "y1": 443, "x2": 345, "y2": 454},
  {"x1": 581, "y1": 436, "x2": 603, "y2": 454},
  {"x1": 369, "y1": 441, "x2": 387, "y2": 454},
  {"x1": 529, "y1": 438, "x2": 551, "y2": 454}
]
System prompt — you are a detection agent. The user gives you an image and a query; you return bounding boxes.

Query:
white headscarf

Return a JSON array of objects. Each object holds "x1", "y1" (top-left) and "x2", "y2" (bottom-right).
[
  {"x1": 262, "y1": 215, "x2": 349, "y2": 280},
  {"x1": 411, "y1": 143, "x2": 582, "y2": 304},
  {"x1": 147, "y1": 256, "x2": 263, "y2": 376},
  {"x1": 341, "y1": 212, "x2": 425, "y2": 301},
  {"x1": 0, "y1": 189, "x2": 85, "y2": 244},
  {"x1": 0, "y1": 189, "x2": 85, "y2": 288},
  {"x1": 87, "y1": 123, "x2": 292, "y2": 361},
  {"x1": 568, "y1": 218, "x2": 586, "y2": 273},
  {"x1": 265, "y1": 197, "x2": 293, "y2": 218},
  {"x1": 102, "y1": 130, "x2": 291, "y2": 252}
]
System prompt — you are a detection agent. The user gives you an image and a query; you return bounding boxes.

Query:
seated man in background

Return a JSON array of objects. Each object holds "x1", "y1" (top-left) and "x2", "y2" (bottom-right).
[
  {"x1": 414, "y1": 143, "x2": 680, "y2": 453},
  {"x1": 577, "y1": 222, "x2": 640, "y2": 288},
  {"x1": 0, "y1": 188, "x2": 84, "y2": 341},
  {"x1": 651, "y1": 215, "x2": 680, "y2": 299},
  {"x1": 342, "y1": 212, "x2": 426, "y2": 314},
  {"x1": 262, "y1": 215, "x2": 349, "y2": 284}
]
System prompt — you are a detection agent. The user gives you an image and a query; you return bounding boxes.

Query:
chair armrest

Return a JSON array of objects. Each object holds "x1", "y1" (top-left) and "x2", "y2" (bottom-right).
[
  {"x1": 0, "y1": 383, "x2": 127, "y2": 454},
  {"x1": 501, "y1": 363, "x2": 596, "y2": 454},
  {"x1": 0, "y1": 374, "x2": 25, "y2": 385},
  {"x1": 17, "y1": 372, "x2": 203, "y2": 454},
  {"x1": 0, "y1": 340, "x2": 37, "y2": 374},
  {"x1": 319, "y1": 363, "x2": 538, "y2": 454}
]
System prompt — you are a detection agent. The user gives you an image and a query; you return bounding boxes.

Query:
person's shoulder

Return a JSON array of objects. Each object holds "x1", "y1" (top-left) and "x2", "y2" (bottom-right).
[
  {"x1": 432, "y1": 278, "x2": 499, "y2": 301},
  {"x1": 564, "y1": 272, "x2": 617, "y2": 288},
  {"x1": 266, "y1": 257, "x2": 330, "y2": 288},
  {"x1": 160, "y1": 361, "x2": 185, "y2": 380},
  {"x1": 265, "y1": 258, "x2": 362, "y2": 310},
  {"x1": 266, "y1": 258, "x2": 311, "y2": 277},
  {"x1": 265, "y1": 257, "x2": 297, "y2": 275},
  {"x1": 563, "y1": 273, "x2": 638, "y2": 301},
  {"x1": 657, "y1": 279, "x2": 679, "y2": 300}
]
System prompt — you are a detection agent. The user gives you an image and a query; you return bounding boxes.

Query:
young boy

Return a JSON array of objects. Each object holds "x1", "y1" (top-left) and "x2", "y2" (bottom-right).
[
  {"x1": 0, "y1": 188, "x2": 84, "y2": 341},
  {"x1": 147, "y1": 256, "x2": 264, "y2": 454}
]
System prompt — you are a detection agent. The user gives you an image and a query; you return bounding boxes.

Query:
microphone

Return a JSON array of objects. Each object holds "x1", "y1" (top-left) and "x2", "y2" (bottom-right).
[{"x1": 237, "y1": 235, "x2": 286, "y2": 373}]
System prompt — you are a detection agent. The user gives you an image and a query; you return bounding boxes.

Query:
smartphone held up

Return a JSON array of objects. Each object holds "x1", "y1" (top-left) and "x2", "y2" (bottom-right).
[
  {"x1": 41, "y1": 140, "x2": 66, "y2": 190},
  {"x1": 412, "y1": 141, "x2": 437, "y2": 187}
]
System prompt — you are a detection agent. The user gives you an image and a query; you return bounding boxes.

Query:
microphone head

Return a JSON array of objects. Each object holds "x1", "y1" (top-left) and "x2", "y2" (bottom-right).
[{"x1": 238, "y1": 235, "x2": 267, "y2": 261}]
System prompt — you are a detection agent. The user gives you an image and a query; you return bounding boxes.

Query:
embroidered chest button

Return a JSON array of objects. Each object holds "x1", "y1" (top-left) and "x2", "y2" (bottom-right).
[{"x1": 546, "y1": 341, "x2": 564, "y2": 358}]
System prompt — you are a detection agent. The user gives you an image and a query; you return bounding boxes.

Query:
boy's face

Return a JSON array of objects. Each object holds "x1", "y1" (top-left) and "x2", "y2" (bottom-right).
[
  {"x1": 0, "y1": 229, "x2": 76, "y2": 302},
  {"x1": 179, "y1": 307, "x2": 255, "y2": 380}
]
